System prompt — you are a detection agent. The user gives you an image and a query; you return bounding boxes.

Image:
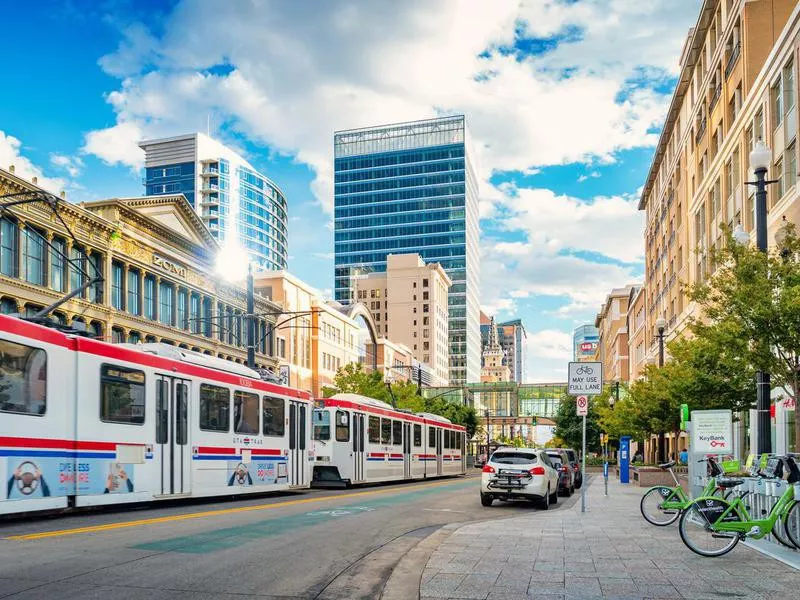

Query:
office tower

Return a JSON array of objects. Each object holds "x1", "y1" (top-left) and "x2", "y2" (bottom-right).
[
  {"x1": 334, "y1": 116, "x2": 479, "y2": 384},
  {"x1": 572, "y1": 324, "x2": 599, "y2": 362},
  {"x1": 139, "y1": 133, "x2": 288, "y2": 271}
]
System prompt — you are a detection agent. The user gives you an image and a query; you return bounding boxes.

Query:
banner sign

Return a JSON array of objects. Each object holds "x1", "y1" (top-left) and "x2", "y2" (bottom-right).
[{"x1": 691, "y1": 409, "x2": 733, "y2": 453}]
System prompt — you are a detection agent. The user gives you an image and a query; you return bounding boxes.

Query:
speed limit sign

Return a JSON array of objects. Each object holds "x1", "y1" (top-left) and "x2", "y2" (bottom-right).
[{"x1": 576, "y1": 395, "x2": 588, "y2": 416}]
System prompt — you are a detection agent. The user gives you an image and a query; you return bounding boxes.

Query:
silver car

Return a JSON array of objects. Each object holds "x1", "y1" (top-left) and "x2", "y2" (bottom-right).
[{"x1": 480, "y1": 447, "x2": 560, "y2": 509}]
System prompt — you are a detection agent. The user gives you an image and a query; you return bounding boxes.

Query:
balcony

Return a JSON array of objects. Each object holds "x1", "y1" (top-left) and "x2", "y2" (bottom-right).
[
  {"x1": 725, "y1": 42, "x2": 741, "y2": 78},
  {"x1": 695, "y1": 117, "x2": 707, "y2": 145},
  {"x1": 200, "y1": 168, "x2": 219, "y2": 176},
  {"x1": 200, "y1": 183, "x2": 219, "y2": 193},
  {"x1": 709, "y1": 84, "x2": 721, "y2": 111}
]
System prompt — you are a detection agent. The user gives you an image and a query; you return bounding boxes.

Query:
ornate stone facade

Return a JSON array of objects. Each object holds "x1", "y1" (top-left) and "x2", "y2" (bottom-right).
[{"x1": 0, "y1": 167, "x2": 279, "y2": 369}]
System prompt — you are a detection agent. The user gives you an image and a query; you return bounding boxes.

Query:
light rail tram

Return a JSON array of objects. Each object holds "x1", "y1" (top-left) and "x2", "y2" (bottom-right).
[
  {"x1": 311, "y1": 394, "x2": 467, "y2": 486},
  {"x1": 0, "y1": 314, "x2": 313, "y2": 516}
]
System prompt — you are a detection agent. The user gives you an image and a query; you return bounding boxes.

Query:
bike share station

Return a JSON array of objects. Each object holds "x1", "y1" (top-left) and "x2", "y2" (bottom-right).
[{"x1": 685, "y1": 407, "x2": 800, "y2": 566}]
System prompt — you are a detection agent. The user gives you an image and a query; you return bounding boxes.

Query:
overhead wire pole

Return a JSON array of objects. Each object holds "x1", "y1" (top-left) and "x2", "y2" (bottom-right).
[{"x1": 246, "y1": 263, "x2": 256, "y2": 370}]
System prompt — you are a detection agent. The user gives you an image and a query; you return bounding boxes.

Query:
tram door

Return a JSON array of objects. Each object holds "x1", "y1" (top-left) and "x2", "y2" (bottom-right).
[
  {"x1": 288, "y1": 400, "x2": 307, "y2": 487},
  {"x1": 352, "y1": 412, "x2": 366, "y2": 482},
  {"x1": 436, "y1": 428, "x2": 443, "y2": 476},
  {"x1": 402, "y1": 422, "x2": 412, "y2": 479},
  {"x1": 155, "y1": 375, "x2": 190, "y2": 496}
]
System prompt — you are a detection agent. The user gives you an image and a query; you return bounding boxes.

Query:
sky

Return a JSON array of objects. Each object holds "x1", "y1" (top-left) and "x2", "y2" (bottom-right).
[{"x1": 0, "y1": 0, "x2": 701, "y2": 382}]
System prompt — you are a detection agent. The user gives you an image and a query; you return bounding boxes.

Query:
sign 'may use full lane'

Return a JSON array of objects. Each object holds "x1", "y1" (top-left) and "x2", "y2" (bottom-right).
[{"x1": 568, "y1": 361, "x2": 603, "y2": 396}]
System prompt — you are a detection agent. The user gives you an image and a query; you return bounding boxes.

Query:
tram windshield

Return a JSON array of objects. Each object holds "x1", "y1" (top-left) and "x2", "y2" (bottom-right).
[{"x1": 313, "y1": 409, "x2": 330, "y2": 440}]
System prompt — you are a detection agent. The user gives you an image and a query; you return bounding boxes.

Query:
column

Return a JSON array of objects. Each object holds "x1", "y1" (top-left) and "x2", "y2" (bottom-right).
[
  {"x1": 121, "y1": 262, "x2": 129, "y2": 313},
  {"x1": 154, "y1": 275, "x2": 161, "y2": 323},
  {"x1": 16, "y1": 220, "x2": 25, "y2": 280},
  {"x1": 104, "y1": 250, "x2": 113, "y2": 307},
  {"x1": 138, "y1": 270, "x2": 145, "y2": 316},
  {"x1": 44, "y1": 231, "x2": 53, "y2": 289}
]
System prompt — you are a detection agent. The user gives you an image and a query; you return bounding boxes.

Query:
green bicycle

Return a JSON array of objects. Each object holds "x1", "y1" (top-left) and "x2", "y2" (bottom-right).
[
  {"x1": 678, "y1": 455, "x2": 800, "y2": 557},
  {"x1": 640, "y1": 457, "x2": 725, "y2": 526}
]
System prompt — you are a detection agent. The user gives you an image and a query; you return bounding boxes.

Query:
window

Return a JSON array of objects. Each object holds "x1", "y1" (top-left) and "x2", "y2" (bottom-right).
[
  {"x1": 0, "y1": 340, "x2": 46, "y2": 415},
  {"x1": 423, "y1": 304, "x2": 429, "y2": 313},
  {"x1": 381, "y1": 418, "x2": 392, "y2": 444},
  {"x1": 111, "y1": 262, "x2": 124, "y2": 310},
  {"x1": 144, "y1": 275, "x2": 156, "y2": 319},
  {"x1": 773, "y1": 80, "x2": 784, "y2": 128},
  {"x1": 392, "y1": 420, "x2": 402, "y2": 445},
  {"x1": 127, "y1": 269, "x2": 140, "y2": 315},
  {"x1": 429, "y1": 426, "x2": 436, "y2": 447},
  {"x1": 199, "y1": 384, "x2": 230, "y2": 432},
  {"x1": 368, "y1": 415, "x2": 380, "y2": 443},
  {"x1": 156, "y1": 380, "x2": 168, "y2": 444},
  {"x1": 785, "y1": 59, "x2": 796, "y2": 123},
  {"x1": 787, "y1": 143, "x2": 797, "y2": 191},
  {"x1": 234, "y1": 390, "x2": 259, "y2": 434},
  {"x1": 775, "y1": 157, "x2": 785, "y2": 200},
  {"x1": 0, "y1": 218, "x2": 17, "y2": 277},
  {"x1": 190, "y1": 293, "x2": 201, "y2": 333},
  {"x1": 50, "y1": 237, "x2": 65, "y2": 292},
  {"x1": 413, "y1": 424, "x2": 422, "y2": 447},
  {"x1": 159, "y1": 281, "x2": 174, "y2": 326},
  {"x1": 335, "y1": 410, "x2": 349, "y2": 442},
  {"x1": 177, "y1": 288, "x2": 187, "y2": 330},
  {"x1": 423, "y1": 291, "x2": 429, "y2": 300},
  {"x1": 262, "y1": 396, "x2": 285, "y2": 436},
  {"x1": 22, "y1": 227, "x2": 45, "y2": 286},
  {"x1": 100, "y1": 365, "x2": 145, "y2": 424}
]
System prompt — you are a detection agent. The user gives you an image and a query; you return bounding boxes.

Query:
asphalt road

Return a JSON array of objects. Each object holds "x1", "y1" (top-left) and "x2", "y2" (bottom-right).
[{"x1": 0, "y1": 474, "x2": 580, "y2": 599}]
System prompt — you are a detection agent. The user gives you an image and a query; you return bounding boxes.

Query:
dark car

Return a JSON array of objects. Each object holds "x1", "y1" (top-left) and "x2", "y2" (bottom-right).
[
  {"x1": 545, "y1": 449, "x2": 574, "y2": 496},
  {"x1": 560, "y1": 448, "x2": 582, "y2": 489}
]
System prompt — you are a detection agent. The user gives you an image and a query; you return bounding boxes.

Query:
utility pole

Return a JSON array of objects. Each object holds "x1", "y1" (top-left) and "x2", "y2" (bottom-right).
[{"x1": 246, "y1": 263, "x2": 255, "y2": 370}]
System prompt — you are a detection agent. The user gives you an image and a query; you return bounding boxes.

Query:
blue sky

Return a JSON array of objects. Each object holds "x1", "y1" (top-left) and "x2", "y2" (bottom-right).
[{"x1": 1, "y1": 1, "x2": 700, "y2": 381}]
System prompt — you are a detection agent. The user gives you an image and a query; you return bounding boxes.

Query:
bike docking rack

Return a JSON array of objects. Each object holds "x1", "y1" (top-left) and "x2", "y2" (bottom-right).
[{"x1": 705, "y1": 457, "x2": 800, "y2": 567}]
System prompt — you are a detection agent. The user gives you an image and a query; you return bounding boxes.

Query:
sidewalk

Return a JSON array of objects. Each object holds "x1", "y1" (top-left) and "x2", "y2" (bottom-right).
[{"x1": 417, "y1": 476, "x2": 800, "y2": 600}]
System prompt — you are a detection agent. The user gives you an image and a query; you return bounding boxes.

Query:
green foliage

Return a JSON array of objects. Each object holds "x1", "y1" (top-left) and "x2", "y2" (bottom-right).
[
  {"x1": 688, "y1": 225, "x2": 800, "y2": 451},
  {"x1": 322, "y1": 362, "x2": 478, "y2": 437},
  {"x1": 553, "y1": 395, "x2": 601, "y2": 453}
]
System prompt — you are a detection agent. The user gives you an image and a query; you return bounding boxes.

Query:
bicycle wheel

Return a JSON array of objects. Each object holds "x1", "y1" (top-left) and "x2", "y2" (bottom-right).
[
  {"x1": 679, "y1": 500, "x2": 741, "y2": 557},
  {"x1": 640, "y1": 487, "x2": 681, "y2": 526},
  {"x1": 785, "y1": 501, "x2": 800, "y2": 549}
]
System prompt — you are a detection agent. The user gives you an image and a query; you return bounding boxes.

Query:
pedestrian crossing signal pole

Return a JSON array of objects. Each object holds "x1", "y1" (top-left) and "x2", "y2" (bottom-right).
[{"x1": 581, "y1": 412, "x2": 587, "y2": 512}]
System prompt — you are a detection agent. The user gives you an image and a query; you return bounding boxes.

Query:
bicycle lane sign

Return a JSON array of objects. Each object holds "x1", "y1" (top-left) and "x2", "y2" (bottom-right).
[{"x1": 568, "y1": 361, "x2": 603, "y2": 396}]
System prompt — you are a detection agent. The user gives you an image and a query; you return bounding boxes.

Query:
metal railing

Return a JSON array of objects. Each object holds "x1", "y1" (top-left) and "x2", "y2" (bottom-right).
[
  {"x1": 695, "y1": 118, "x2": 707, "y2": 145},
  {"x1": 710, "y1": 84, "x2": 722, "y2": 111},
  {"x1": 725, "y1": 42, "x2": 741, "y2": 78}
]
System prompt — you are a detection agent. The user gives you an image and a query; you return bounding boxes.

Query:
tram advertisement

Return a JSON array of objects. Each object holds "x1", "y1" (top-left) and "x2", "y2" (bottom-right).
[
  {"x1": 226, "y1": 460, "x2": 287, "y2": 487},
  {"x1": 4, "y1": 457, "x2": 135, "y2": 500}
]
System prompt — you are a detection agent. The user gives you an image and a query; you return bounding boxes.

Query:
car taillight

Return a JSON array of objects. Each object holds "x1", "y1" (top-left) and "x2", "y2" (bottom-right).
[
  {"x1": 529, "y1": 466, "x2": 545, "y2": 475},
  {"x1": 482, "y1": 465, "x2": 495, "y2": 473},
  {"x1": 560, "y1": 466, "x2": 568, "y2": 472}
]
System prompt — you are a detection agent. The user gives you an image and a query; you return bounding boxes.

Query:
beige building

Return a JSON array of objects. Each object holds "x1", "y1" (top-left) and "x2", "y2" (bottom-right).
[
  {"x1": 639, "y1": 0, "x2": 798, "y2": 358},
  {"x1": 253, "y1": 270, "x2": 372, "y2": 396},
  {"x1": 627, "y1": 286, "x2": 650, "y2": 381},
  {"x1": 481, "y1": 316, "x2": 512, "y2": 382},
  {"x1": 353, "y1": 253, "x2": 451, "y2": 386},
  {"x1": 594, "y1": 285, "x2": 639, "y2": 383},
  {"x1": 0, "y1": 167, "x2": 279, "y2": 368},
  {"x1": 370, "y1": 337, "x2": 416, "y2": 383}
]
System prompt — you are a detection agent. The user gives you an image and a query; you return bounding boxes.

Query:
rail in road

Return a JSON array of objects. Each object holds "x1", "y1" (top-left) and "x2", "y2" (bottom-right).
[{"x1": 0, "y1": 474, "x2": 580, "y2": 599}]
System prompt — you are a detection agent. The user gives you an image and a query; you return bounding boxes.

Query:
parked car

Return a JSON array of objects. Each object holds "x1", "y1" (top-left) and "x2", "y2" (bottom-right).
[
  {"x1": 480, "y1": 447, "x2": 559, "y2": 509},
  {"x1": 560, "y1": 448, "x2": 582, "y2": 489},
  {"x1": 545, "y1": 449, "x2": 575, "y2": 496}
]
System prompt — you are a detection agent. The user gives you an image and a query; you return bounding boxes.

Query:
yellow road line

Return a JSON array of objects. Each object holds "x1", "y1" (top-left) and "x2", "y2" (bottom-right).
[{"x1": 6, "y1": 478, "x2": 468, "y2": 541}]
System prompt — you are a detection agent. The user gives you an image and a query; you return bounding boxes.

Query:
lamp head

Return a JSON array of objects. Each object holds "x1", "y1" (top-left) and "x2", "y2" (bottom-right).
[
  {"x1": 749, "y1": 139, "x2": 771, "y2": 172},
  {"x1": 733, "y1": 223, "x2": 751, "y2": 246},
  {"x1": 655, "y1": 316, "x2": 667, "y2": 332}
]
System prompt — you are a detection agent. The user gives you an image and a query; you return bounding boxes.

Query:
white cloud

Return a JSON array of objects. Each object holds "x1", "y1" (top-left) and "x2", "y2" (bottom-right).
[
  {"x1": 50, "y1": 154, "x2": 84, "y2": 177},
  {"x1": 528, "y1": 329, "x2": 573, "y2": 361},
  {"x1": 82, "y1": 0, "x2": 698, "y2": 213},
  {"x1": 0, "y1": 131, "x2": 68, "y2": 194}
]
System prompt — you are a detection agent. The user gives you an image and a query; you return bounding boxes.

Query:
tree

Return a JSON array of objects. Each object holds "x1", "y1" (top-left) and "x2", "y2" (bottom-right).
[
  {"x1": 321, "y1": 363, "x2": 478, "y2": 436},
  {"x1": 553, "y1": 394, "x2": 601, "y2": 453},
  {"x1": 688, "y1": 226, "x2": 800, "y2": 452}
]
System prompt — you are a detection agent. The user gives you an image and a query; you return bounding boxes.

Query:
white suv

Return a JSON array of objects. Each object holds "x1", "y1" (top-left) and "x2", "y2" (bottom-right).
[{"x1": 480, "y1": 447, "x2": 560, "y2": 509}]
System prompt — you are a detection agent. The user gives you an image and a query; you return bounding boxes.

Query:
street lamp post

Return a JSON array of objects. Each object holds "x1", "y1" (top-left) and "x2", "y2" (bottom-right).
[
  {"x1": 484, "y1": 409, "x2": 490, "y2": 460},
  {"x1": 655, "y1": 316, "x2": 667, "y2": 367},
  {"x1": 746, "y1": 139, "x2": 779, "y2": 455}
]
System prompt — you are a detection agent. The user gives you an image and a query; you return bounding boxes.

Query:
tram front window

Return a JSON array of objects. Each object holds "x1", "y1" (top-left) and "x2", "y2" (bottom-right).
[{"x1": 313, "y1": 409, "x2": 330, "y2": 440}]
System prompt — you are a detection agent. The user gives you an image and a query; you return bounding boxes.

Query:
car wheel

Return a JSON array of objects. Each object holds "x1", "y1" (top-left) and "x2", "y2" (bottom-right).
[
  {"x1": 539, "y1": 487, "x2": 550, "y2": 510},
  {"x1": 570, "y1": 483, "x2": 575, "y2": 495},
  {"x1": 480, "y1": 493, "x2": 493, "y2": 507},
  {"x1": 550, "y1": 486, "x2": 558, "y2": 505}
]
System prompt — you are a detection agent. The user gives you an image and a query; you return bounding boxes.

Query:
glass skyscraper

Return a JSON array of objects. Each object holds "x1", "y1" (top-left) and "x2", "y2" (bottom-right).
[
  {"x1": 333, "y1": 116, "x2": 480, "y2": 384},
  {"x1": 139, "y1": 133, "x2": 288, "y2": 271}
]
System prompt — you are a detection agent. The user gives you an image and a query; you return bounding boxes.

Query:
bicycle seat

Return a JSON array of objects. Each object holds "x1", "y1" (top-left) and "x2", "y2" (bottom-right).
[
  {"x1": 716, "y1": 478, "x2": 745, "y2": 489},
  {"x1": 658, "y1": 461, "x2": 676, "y2": 469}
]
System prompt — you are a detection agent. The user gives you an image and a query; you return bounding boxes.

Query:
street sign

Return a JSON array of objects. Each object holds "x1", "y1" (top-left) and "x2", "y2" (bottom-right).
[
  {"x1": 576, "y1": 395, "x2": 588, "y2": 416},
  {"x1": 568, "y1": 361, "x2": 603, "y2": 396}
]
